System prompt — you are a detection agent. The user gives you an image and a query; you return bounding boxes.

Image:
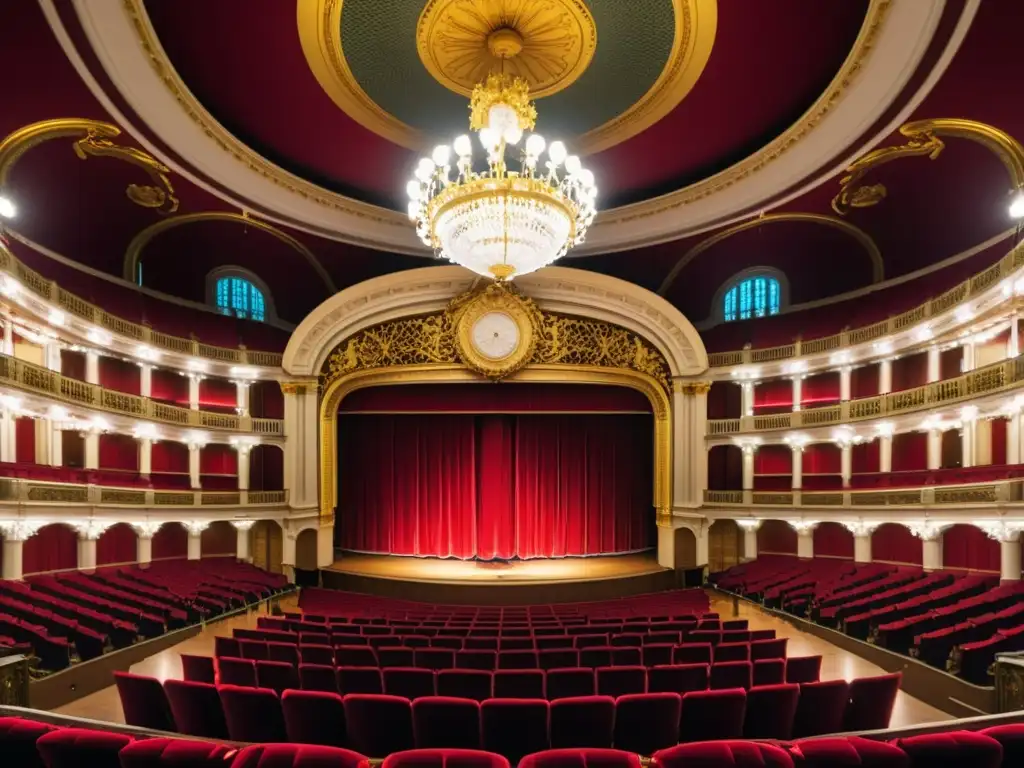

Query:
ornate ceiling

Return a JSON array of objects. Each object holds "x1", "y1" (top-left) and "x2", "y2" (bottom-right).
[{"x1": 2, "y1": 0, "x2": 1022, "y2": 342}]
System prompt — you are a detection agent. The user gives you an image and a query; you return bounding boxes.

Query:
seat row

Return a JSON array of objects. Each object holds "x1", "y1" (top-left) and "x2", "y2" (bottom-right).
[
  {"x1": 212, "y1": 637, "x2": 786, "y2": 670},
  {"x1": 189, "y1": 657, "x2": 824, "y2": 699},
  {"x1": 117, "y1": 671, "x2": 901, "y2": 758},
  {"x1": 265, "y1": 614, "x2": 728, "y2": 631}
]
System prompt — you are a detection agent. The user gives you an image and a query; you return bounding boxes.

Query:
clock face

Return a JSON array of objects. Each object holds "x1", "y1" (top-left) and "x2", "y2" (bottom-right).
[{"x1": 471, "y1": 311, "x2": 521, "y2": 360}]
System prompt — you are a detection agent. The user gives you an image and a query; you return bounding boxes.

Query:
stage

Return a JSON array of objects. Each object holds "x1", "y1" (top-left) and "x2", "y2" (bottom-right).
[{"x1": 320, "y1": 552, "x2": 677, "y2": 605}]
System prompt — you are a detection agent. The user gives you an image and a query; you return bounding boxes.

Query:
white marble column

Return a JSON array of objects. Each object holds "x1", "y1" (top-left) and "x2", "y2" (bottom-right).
[
  {"x1": 84, "y1": 431, "x2": 100, "y2": 470},
  {"x1": 1, "y1": 319, "x2": 14, "y2": 357},
  {"x1": 961, "y1": 421, "x2": 977, "y2": 469},
  {"x1": 283, "y1": 382, "x2": 321, "y2": 512},
  {"x1": 34, "y1": 418, "x2": 51, "y2": 465},
  {"x1": 140, "y1": 365, "x2": 153, "y2": 399},
  {"x1": 839, "y1": 367, "x2": 851, "y2": 402},
  {"x1": 75, "y1": 522, "x2": 107, "y2": 572},
  {"x1": 741, "y1": 381, "x2": 755, "y2": 417},
  {"x1": 0, "y1": 408, "x2": 17, "y2": 463},
  {"x1": 185, "y1": 521, "x2": 207, "y2": 560},
  {"x1": 1001, "y1": 537, "x2": 1022, "y2": 582},
  {"x1": 672, "y1": 381, "x2": 709, "y2": 509},
  {"x1": 282, "y1": 526, "x2": 297, "y2": 581},
  {"x1": 138, "y1": 438, "x2": 153, "y2": 477},
  {"x1": 792, "y1": 377, "x2": 803, "y2": 412},
  {"x1": 926, "y1": 347, "x2": 941, "y2": 383},
  {"x1": 962, "y1": 340, "x2": 976, "y2": 373},
  {"x1": 0, "y1": 521, "x2": 38, "y2": 580},
  {"x1": 1009, "y1": 412, "x2": 1022, "y2": 465},
  {"x1": 879, "y1": 433, "x2": 893, "y2": 473},
  {"x1": 188, "y1": 375, "x2": 202, "y2": 411},
  {"x1": 234, "y1": 381, "x2": 251, "y2": 417},
  {"x1": 235, "y1": 443, "x2": 252, "y2": 491},
  {"x1": 187, "y1": 442, "x2": 202, "y2": 489},
  {"x1": 50, "y1": 422, "x2": 63, "y2": 466},
  {"x1": 926, "y1": 429, "x2": 942, "y2": 470},
  {"x1": 912, "y1": 523, "x2": 944, "y2": 571},
  {"x1": 85, "y1": 351, "x2": 100, "y2": 385},
  {"x1": 133, "y1": 523, "x2": 160, "y2": 567},
  {"x1": 879, "y1": 359, "x2": 892, "y2": 395},
  {"x1": 791, "y1": 446, "x2": 803, "y2": 490},
  {"x1": 840, "y1": 443, "x2": 852, "y2": 488},
  {"x1": 737, "y1": 519, "x2": 760, "y2": 561},
  {"x1": 232, "y1": 520, "x2": 254, "y2": 562},
  {"x1": 44, "y1": 341, "x2": 62, "y2": 372},
  {"x1": 793, "y1": 522, "x2": 816, "y2": 559},
  {"x1": 844, "y1": 522, "x2": 878, "y2": 563},
  {"x1": 741, "y1": 444, "x2": 756, "y2": 490}
]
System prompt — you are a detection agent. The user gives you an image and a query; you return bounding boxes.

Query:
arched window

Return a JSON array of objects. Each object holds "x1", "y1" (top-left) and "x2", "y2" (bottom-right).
[
  {"x1": 720, "y1": 271, "x2": 785, "y2": 322},
  {"x1": 206, "y1": 268, "x2": 274, "y2": 323}
]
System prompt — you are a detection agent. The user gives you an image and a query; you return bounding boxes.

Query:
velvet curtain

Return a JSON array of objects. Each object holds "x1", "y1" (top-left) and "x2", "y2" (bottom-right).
[
  {"x1": 97, "y1": 523, "x2": 138, "y2": 566},
  {"x1": 337, "y1": 413, "x2": 653, "y2": 560},
  {"x1": 23, "y1": 524, "x2": 77, "y2": 574}
]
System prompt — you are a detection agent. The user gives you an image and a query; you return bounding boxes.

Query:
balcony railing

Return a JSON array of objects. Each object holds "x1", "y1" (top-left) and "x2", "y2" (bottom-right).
[
  {"x1": 0, "y1": 244, "x2": 283, "y2": 368},
  {"x1": 706, "y1": 244, "x2": 1024, "y2": 369},
  {"x1": 702, "y1": 480, "x2": 1023, "y2": 508},
  {"x1": 0, "y1": 477, "x2": 287, "y2": 507},
  {"x1": 0, "y1": 353, "x2": 283, "y2": 435},
  {"x1": 708, "y1": 352, "x2": 1024, "y2": 436}
]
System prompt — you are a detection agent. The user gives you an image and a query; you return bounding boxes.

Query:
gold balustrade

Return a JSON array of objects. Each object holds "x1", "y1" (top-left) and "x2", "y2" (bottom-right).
[
  {"x1": 0, "y1": 477, "x2": 289, "y2": 507},
  {"x1": 706, "y1": 243, "x2": 1024, "y2": 369},
  {"x1": 0, "y1": 242, "x2": 283, "y2": 368},
  {"x1": 703, "y1": 480, "x2": 1023, "y2": 508}
]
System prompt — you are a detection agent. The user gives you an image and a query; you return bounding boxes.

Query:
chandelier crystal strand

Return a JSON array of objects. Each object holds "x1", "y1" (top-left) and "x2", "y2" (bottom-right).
[{"x1": 407, "y1": 73, "x2": 597, "y2": 281}]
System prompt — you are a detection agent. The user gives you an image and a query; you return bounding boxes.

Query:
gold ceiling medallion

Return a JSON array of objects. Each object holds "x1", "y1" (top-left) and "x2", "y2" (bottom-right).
[
  {"x1": 122, "y1": 211, "x2": 337, "y2": 293},
  {"x1": 416, "y1": 0, "x2": 597, "y2": 99},
  {"x1": 0, "y1": 118, "x2": 178, "y2": 214},
  {"x1": 833, "y1": 118, "x2": 1024, "y2": 216},
  {"x1": 657, "y1": 212, "x2": 884, "y2": 296}
]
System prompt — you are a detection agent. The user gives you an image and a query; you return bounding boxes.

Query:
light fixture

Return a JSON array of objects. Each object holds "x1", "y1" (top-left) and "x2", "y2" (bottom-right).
[
  {"x1": 0, "y1": 394, "x2": 22, "y2": 413},
  {"x1": 136, "y1": 345, "x2": 160, "y2": 362},
  {"x1": 955, "y1": 306, "x2": 974, "y2": 323},
  {"x1": 0, "y1": 277, "x2": 20, "y2": 298},
  {"x1": 0, "y1": 196, "x2": 15, "y2": 219},
  {"x1": 1010, "y1": 191, "x2": 1024, "y2": 219},
  {"x1": 87, "y1": 328, "x2": 111, "y2": 346},
  {"x1": 132, "y1": 422, "x2": 160, "y2": 440},
  {"x1": 90, "y1": 416, "x2": 110, "y2": 432},
  {"x1": 229, "y1": 366, "x2": 258, "y2": 379},
  {"x1": 407, "y1": 73, "x2": 596, "y2": 280},
  {"x1": 187, "y1": 359, "x2": 207, "y2": 373},
  {"x1": 913, "y1": 326, "x2": 933, "y2": 342},
  {"x1": 48, "y1": 405, "x2": 69, "y2": 421},
  {"x1": 185, "y1": 430, "x2": 209, "y2": 446},
  {"x1": 876, "y1": 421, "x2": 895, "y2": 437},
  {"x1": 48, "y1": 309, "x2": 65, "y2": 327},
  {"x1": 873, "y1": 340, "x2": 894, "y2": 355}
]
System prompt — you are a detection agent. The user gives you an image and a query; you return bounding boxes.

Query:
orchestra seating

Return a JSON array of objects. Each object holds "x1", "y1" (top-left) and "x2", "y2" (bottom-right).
[
  {"x1": 712, "y1": 556, "x2": 1024, "y2": 684},
  {"x1": 4, "y1": 714, "x2": 1023, "y2": 766},
  {"x1": 0, "y1": 560, "x2": 289, "y2": 671}
]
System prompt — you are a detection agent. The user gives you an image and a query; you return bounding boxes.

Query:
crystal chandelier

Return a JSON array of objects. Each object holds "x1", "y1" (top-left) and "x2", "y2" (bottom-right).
[{"x1": 407, "y1": 72, "x2": 597, "y2": 281}]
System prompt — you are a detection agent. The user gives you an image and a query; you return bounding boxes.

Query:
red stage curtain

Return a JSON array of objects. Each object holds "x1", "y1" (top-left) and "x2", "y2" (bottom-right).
[
  {"x1": 153, "y1": 522, "x2": 187, "y2": 560},
  {"x1": 201, "y1": 521, "x2": 237, "y2": 557},
  {"x1": 814, "y1": 522, "x2": 853, "y2": 559},
  {"x1": 250, "y1": 381, "x2": 284, "y2": 419},
  {"x1": 754, "y1": 444, "x2": 791, "y2": 474},
  {"x1": 99, "y1": 433, "x2": 139, "y2": 471},
  {"x1": 707, "y1": 382, "x2": 741, "y2": 420},
  {"x1": 337, "y1": 413, "x2": 652, "y2": 560},
  {"x1": 850, "y1": 363, "x2": 879, "y2": 399},
  {"x1": 97, "y1": 523, "x2": 138, "y2": 566},
  {"x1": 802, "y1": 372, "x2": 839, "y2": 407},
  {"x1": 24, "y1": 523, "x2": 77, "y2": 574},
  {"x1": 943, "y1": 523, "x2": 999, "y2": 572},
  {"x1": 707, "y1": 445, "x2": 742, "y2": 490},
  {"x1": 15, "y1": 417, "x2": 35, "y2": 464},
  {"x1": 992, "y1": 418, "x2": 1008, "y2": 465},
  {"x1": 757, "y1": 520, "x2": 796, "y2": 555},
  {"x1": 891, "y1": 352, "x2": 927, "y2": 392},
  {"x1": 872, "y1": 523, "x2": 922, "y2": 565},
  {"x1": 150, "y1": 368, "x2": 189, "y2": 406},
  {"x1": 98, "y1": 357, "x2": 141, "y2": 396},
  {"x1": 753, "y1": 379, "x2": 792, "y2": 414},
  {"x1": 198, "y1": 378, "x2": 238, "y2": 413},
  {"x1": 340, "y1": 384, "x2": 652, "y2": 413},
  {"x1": 803, "y1": 443, "x2": 840, "y2": 474},
  {"x1": 892, "y1": 432, "x2": 927, "y2": 472},
  {"x1": 852, "y1": 439, "x2": 880, "y2": 473}
]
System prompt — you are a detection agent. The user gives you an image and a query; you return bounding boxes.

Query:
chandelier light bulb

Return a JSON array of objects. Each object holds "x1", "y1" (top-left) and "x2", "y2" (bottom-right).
[
  {"x1": 0, "y1": 195, "x2": 15, "y2": 219},
  {"x1": 579, "y1": 169, "x2": 595, "y2": 186},
  {"x1": 548, "y1": 141, "x2": 567, "y2": 165},
  {"x1": 407, "y1": 201, "x2": 419, "y2": 220},
  {"x1": 479, "y1": 127, "x2": 498, "y2": 150},
  {"x1": 504, "y1": 125, "x2": 523, "y2": 145},
  {"x1": 1010, "y1": 190, "x2": 1024, "y2": 219},
  {"x1": 564, "y1": 155, "x2": 582, "y2": 176},
  {"x1": 406, "y1": 180, "x2": 422, "y2": 200},
  {"x1": 453, "y1": 134, "x2": 473, "y2": 157},
  {"x1": 525, "y1": 134, "x2": 546, "y2": 156},
  {"x1": 431, "y1": 145, "x2": 451, "y2": 166},
  {"x1": 417, "y1": 158, "x2": 436, "y2": 176}
]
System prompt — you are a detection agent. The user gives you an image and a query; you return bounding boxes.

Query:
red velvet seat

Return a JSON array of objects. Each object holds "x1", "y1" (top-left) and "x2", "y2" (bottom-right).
[
  {"x1": 641, "y1": 644, "x2": 674, "y2": 667},
  {"x1": 519, "y1": 748, "x2": 641, "y2": 768},
  {"x1": 413, "y1": 697, "x2": 482, "y2": 749},
  {"x1": 673, "y1": 643, "x2": 713, "y2": 665},
  {"x1": 281, "y1": 689, "x2": 348, "y2": 747},
  {"x1": 710, "y1": 661, "x2": 752, "y2": 690},
  {"x1": 793, "y1": 680, "x2": 849, "y2": 738},
  {"x1": 843, "y1": 673, "x2": 901, "y2": 731},
  {"x1": 678, "y1": 688, "x2": 746, "y2": 743},
  {"x1": 499, "y1": 638, "x2": 533, "y2": 652},
  {"x1": 338, "y1": 666, "x2": 385, "y2": 695},
  {"x1": 437, "y1": 669, "x2": 493, "y2": 701},
  {"x1": 416, "y1": 649, "x2": 456, "y2": 671},
  {"x1": 494, "y1": 669, "x2": 545, "y2": 699},
  {"x1": 652, "y1": 741, "x2": 793, "y2": 768},
  {"x1": 300, "y1": 644, "x2": 335, "y2": 666},
  {"x1": 35, "y1": 727, "x2": 132, "y2": 768},
  {"x1": 301, "y1": 632, "x2": 331, "y2": 645},
  {"x1": 785, "y1": 655, "x2": 822, "y2": 684},
  {"x1": 539, "y1": 649, "x2": 579, "y2": 670},
  {"x1": 753, "y1": 659, "x2": 786, "y2": 687},
  {"x1": 0, "y1": 716, "x2": 57, "y2": 768},
  {"x1": 574, "y1": 635, "x2": 609, "y2": 649},
  {"x1": 380, "y1": 648, "x2": 417, "y2": 667},
  {"x1": 163, "y1": 680, "x2": 230, "y2": 740},
  {"x1": 239, "y1": 640, "x2": 270, "y2": 661},
  {"x1": 117, "y1": 737, "x2": 235, "y2": 768},
  {"x1": 218, "y1": 684, "x2": 288, "y2": 743},
  {"x1": 300, "y1": 663, "x2": 339, "y2": 693},
  {"x1": 980, "y1": 723, "x2": 1024, "y2": 766},
  {"x1": 743, "y1": 682, "x2": 799, "y2": 740},
  {"x1": 480, "y1": 699, "x2": 550, "y2": 763},
  {"x1": 714, "y1": 643, "x2": 750, "y2": 663},
  {"x1": 231, "y1": 743, "x2": 371, "y2": 768},
  {"x1": 385, "y1": 668, "x2": 437, "y2": 699},
  {"x1": 268, "y1": 642, "x2": 300, "y2": 666},
  {"x1": 613, "y1": 693, "x2": 681, "y2": 756},
  {"x1": 434, "y1": 638, "x2": 465, "y2": 651},
  {"x1": 647, "y1": 664, "x2": 708, "y2": 695},
  {"x1": 257, "y1": 659, "x2": 300, "y2": 694},
  {"x1": 455, "y1": 651, "x2": 497, "y2": 671},
  {"x1": 892, "y1": 731, "x2": 1003, "y2": 768},
  {"x1": 381, "y1": 748, "x2": 510, "y2": 768},
  {"x1": 792, "y1": 736, "x2": 910, "y2": 767},
  {"x1": 337, "y1": 646, "x2": 378, "y2": 667},
  {"x1": 218, "y1": 657, "x2": 257, "y2": 687},
  {"x1": 113, "y1": 672, "x2": 176, "y2": 732},
  {"x1": 536, "y1": 637, "x2": 573, "y2": 650},
  {"x1": 180, "y1": 654, "x2": 216, "y2": 684},
  {"x1": 580, "y1": 647, "x2": 613, "y2": 668},
  {"x1": 596, "y1": 666, "x2": 647, "y2": 697},
  {"x1": 549, "y1": 696, "x2": 616, "y2": 749},
  {"x1": 546, "y1": 668, "x2": 595, "y2": 700},
  {"x1": 464, "y1": 639, "x2": 499, "y2": 651},
  {"x1": 498, "y1": 650, "x2": 539, "y2": 670},
  {"x1": 344, "y1": 694, "x2": 416, "y2": 757},
  {"x1": 750, "y1": 638, "x2": 787, "y2": 661}
]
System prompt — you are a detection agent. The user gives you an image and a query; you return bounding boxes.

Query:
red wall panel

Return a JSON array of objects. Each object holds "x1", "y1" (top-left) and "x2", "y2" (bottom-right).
[
  {"x1": 940, "y1": 429, "x2": 962, "y2": 469},
  {"x1": 942, "y1": 523, "x2": 999, "y2": 573},
  {"x1": 753, "y1": 379, "x2": 792, "y2": 414},
  {"x1": 802, "y1": 372, "x2": 840, "y2": 407},
  {"x1": 757, "y1": 519, "x2": 797, "y2": 555},
  {"x1": 852, "y1": 439, "x2": 880, "y2": 473},
  {"x1": 755, "y1": 444, "x2": 791, "y2": 474},
  {"x1": 152, "y1": 441, "x2": 189, "y2": 473},
  {"x1": 23, "y1": 523, "x2": 77, "y2": 574},
  {"x1": 200, "y1": 521, "x2": 237, "y2": 557},
  {"x1": 62, "y1": 431, "x2": 84, "y2": 469},
  {"x1": 15, "y1": 417, "x2": 35, "y2": 464},
  {"x1": 992, "y1": 418, "x2": 1008, "y2": 466},
  {"x1": 198, "y1": 378, "x2": 238, "y2": 413},
  {"x1": 249, "y1": 444, "x2": 284, "y2": 490},
  {"x1": 150, "y1": 368, "x2": 189, "y2": 406},
  {"x1": 814, "y1": 522, "x2": 853, "y2": 559},
  {"x1": 99, "y1": 433, "x2": 139, "y2": 471},
  {"x1": 940, "y1": 348, "x2": 963, "y2": 380},
  {"x1": 707, "y1": 382, "x2": 741, "y2": 420},
  {"x1": 892, "y1": 432, "x2": 927, "y2": 472},
  {"x1": 872, "y1": 523, "x2": 923, "y2": 565},
  {"x1": 707, "y1": 445, "x2": 742, "y2": 490},
  {"x1": 97, "y1": 523, "x2": 138, "y2": 566},
  {"x1": 250, "y1": 380, "x2": 284, "y2": 419},
  {"x1": 98, "y1": 357, "x2": 141, "y2": 396},
  {"x1": 152, "y1": 522, "x2": 187, "y2": 560},
  {"x1": 850, "y1": 363, "x2": 879, "y2": 399},
  {"x1": 802, "y1": 443, "x2": 840, "y2": 474},
  {"x1": 891, "y1": 352, "x2": 927, "y2": 393},
  {"x1": 200, "y1": 444, "x2": 237, "y2": 475},
  {"x1": 60, "y1": 350, "x2": 86, "y2": 381}
]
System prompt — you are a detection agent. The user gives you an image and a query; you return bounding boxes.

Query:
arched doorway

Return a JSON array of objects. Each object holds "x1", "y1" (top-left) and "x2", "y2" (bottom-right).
[
  {"x1": 294, "y1": 528, "x2": 319, "y2": 587},
  {"x1": 251, "y1": 520, "x2": 283, "y2": 573},
  {"x1": 708, "y1": 519, "x2": 742, "y2": 573},
  {"x1": 674, "y1": 527, "x2": 697, "y2": 570}
]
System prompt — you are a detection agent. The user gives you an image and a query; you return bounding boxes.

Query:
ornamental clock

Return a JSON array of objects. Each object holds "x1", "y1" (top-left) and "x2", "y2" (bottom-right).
[{"x1": 454, "y1": 284, "x2": 541, "y2": 379}]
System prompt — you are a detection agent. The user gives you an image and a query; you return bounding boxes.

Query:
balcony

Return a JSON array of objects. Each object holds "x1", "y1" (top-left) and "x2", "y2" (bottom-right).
[
  {"x1": 704, "y1": 479, "x2": 1023, "y2": 509},
  {"x1": 0, "y1": 476, "x2": 287, "y2": 508}
]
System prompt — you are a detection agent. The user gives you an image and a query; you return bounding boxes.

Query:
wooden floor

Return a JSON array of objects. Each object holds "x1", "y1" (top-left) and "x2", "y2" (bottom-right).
[
  {"x1": 324, "y1": 552, "x2": 665, "y2": 584},
  {"x1": 53, "y1": 591, "x2": 955, "y2": 729}
]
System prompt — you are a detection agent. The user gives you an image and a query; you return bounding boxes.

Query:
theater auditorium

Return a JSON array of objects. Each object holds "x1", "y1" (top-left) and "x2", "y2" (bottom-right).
[{"x1": 0, "y1": 1, "x2": 1022, "y2": 766}]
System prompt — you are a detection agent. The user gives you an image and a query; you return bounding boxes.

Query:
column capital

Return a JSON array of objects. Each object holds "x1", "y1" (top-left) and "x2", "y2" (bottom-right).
[
  {"x1": 132, "y1": 521, "x2": 162, "y2": 539},
  {"x1": 908, "y1": 521, "x2": 946, "y2": 542},
  {"x1": 281, "y1": 380, "x2": 319, "y2": 395},
  {"x1": 74, "y1": 520, "x2": 110, "y2": 541},
  {"x1": 790, "y1": 520, "x2": 819, "y2": 535},
  {"x1": 183, "y1": 520, "x2": 209, "y2": 536},
  {"x1": 672, "y1": 380, "x2": 711, "y2": 395},
  {"x1": 231, "y1": 520, "x2": 256, "y2": 531},
  {"x1": 0, "y1": 520, "x2": 42, "y2": 542},
  {"x1": 978, "y1": 521, "x2": 1024, "y2": 543},
  {"x1": 735, "y1": 518, "x2": 761, "y2": 532},
  {"x1": 842, "y1": 520, "x2": 880, "y2": 537}
]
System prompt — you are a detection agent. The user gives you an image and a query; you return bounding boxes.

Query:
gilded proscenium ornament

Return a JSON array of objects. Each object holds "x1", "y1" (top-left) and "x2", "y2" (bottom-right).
[
  {"x1": 417, "y1": 0, "x2": 597, "y2": 99},
  {"x1": 833, "y1": 118, "x2": 1024, "y2": 216},
  {"x1": 0, "y1": 118, "x2": 178, "y2": 214}
]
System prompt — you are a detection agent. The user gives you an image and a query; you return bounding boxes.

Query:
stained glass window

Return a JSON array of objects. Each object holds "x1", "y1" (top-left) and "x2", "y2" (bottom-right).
[
  {"x1": 723, "y1": 275, "x2": 781, "y2": 322},
  {"x1": 215, "y1": 276, "x2": 266, "y2": 322}
]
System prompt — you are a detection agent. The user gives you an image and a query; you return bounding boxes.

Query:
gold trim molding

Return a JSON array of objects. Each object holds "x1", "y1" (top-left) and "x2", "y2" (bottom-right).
[
  {"x1": 0, "y1": 118, "x2": 177, "y2": 213},
  {"x1": 123, "y1": 212, "x2": 337, "y2": 293},
  {"x1": 657, "y1": 212, "x2": 884, "y2": 296},
  {"x1": 833, "y1": 118, "x2": 1024, "y2": 215}
]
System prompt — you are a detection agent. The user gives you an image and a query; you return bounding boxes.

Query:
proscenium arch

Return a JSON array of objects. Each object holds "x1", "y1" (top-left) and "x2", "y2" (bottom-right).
[
  {"x1": 318, "y1": 363, "x2": 672, "y2": 527},
  {"x1": 656, "y1": 212, "x2": 884, "y2": 297},
  {"x1": 123, "y1": 212, "x2": 337, "y2": 294}
]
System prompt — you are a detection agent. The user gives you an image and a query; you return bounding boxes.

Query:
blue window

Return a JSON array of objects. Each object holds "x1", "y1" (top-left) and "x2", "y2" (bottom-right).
[
  {"x1": 723, "y1": 275, "x2": 781, "y2": 322},
  {"x1": 215, "y1": 276, "x2": 266, "y2": 322}
]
